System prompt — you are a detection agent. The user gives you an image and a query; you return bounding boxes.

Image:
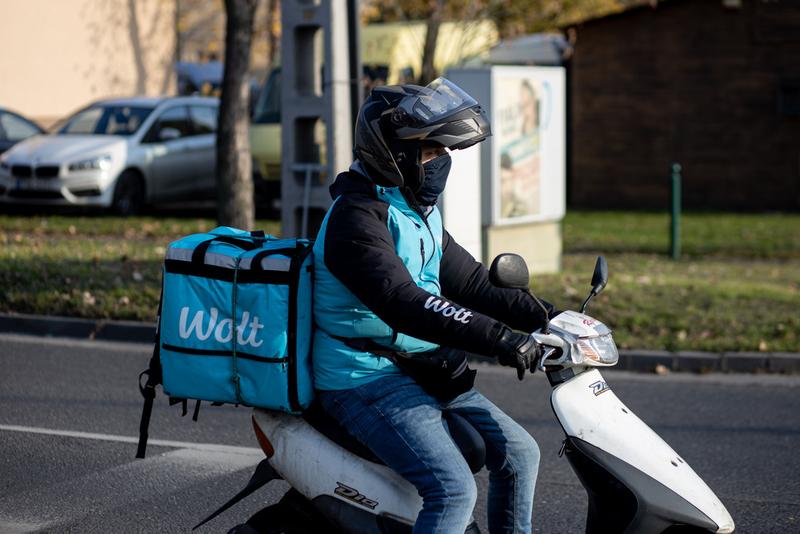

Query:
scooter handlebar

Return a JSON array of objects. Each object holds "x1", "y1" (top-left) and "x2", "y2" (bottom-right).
[
  {"x1": 531, "y1": 332, "x2": 566, "y2": 348},
  {"x1": 531, "y1": 333, "x2": 567, "y2": 372}
]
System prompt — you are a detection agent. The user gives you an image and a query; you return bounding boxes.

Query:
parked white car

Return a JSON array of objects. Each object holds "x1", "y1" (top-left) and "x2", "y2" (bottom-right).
[
  {"x1": 0, "y1": 107, "x2": 45, "y2": 155},
  {"x1": 0, "y1": 96, "x2": 219, "y2": 214}
]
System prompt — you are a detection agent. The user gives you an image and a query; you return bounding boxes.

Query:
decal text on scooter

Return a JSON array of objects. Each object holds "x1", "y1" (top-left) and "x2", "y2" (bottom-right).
[
  {"x1": 335, "y1": 482, "x2": 379, "y2": 509},
  {"x1": 589, "y1": 380, "x2": 610, "y2": 396}
]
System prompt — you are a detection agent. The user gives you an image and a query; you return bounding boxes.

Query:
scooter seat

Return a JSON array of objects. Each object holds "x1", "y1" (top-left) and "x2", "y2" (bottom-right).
[
  {"x1": 303, "y1": 400, "x2": 382, "y2": 464},
  {"x1": 303, "y1": 400, "x2": 487, "y2": 474}
]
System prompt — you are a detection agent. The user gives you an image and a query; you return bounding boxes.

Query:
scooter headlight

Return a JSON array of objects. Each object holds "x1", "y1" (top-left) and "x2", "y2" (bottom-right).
[{"x1": 573, "y1": 334, "x2": 618, "y2": 366}]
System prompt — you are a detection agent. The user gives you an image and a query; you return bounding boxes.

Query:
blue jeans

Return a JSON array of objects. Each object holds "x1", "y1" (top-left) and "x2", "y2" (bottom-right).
[{"x1": 317, "y1": 374, "x2": 540, "y2": 534}]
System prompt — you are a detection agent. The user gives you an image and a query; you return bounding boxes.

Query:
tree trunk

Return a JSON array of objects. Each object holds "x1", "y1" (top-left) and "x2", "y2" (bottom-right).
[
  {"x1": 419, "y1": 0, "x2": 445, "y2": 85},
  {"x1": 264, "y1": 0, "x2": 280, "y2": 73},
  {"x1": 217, "y1": 0, "x2": 258, "y2": 229}
]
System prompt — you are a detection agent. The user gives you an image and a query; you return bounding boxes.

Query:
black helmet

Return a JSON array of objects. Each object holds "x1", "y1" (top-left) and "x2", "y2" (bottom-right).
[{"x1": 354, "y1": 77, "x2": 491, "y2": 189}]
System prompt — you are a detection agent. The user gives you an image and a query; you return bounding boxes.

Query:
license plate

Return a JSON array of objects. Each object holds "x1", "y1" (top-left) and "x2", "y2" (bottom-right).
[{"x1": 15, "y1": 178, "x2": 35, "y2": 190}]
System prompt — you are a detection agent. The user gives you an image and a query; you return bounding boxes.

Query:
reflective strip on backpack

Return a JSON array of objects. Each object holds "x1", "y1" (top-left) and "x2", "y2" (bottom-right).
[{"x1": 166, "y1": 247, "x2": 292, "y2": 272}]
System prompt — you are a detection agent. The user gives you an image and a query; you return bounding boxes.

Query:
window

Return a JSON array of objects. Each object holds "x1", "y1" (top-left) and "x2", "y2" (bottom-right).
[
  {"x1": 190, "y1": 105, "x2": 218, "y2": 135},
  {"x1": 144, "y1": 106, "x2": 191, "y2": 143},
  {"x1": 0, "y1": 112, "x2": 41, "y2": 142},
  {"x1": 61, "y1": 107, "x2": 102, "y2": 135},
  {"x1": 252, "y1": 70, "x2": 282, "y2": 124},
  {"x1": 58, "y1": 105, "x2": 154, "y2": 136}
]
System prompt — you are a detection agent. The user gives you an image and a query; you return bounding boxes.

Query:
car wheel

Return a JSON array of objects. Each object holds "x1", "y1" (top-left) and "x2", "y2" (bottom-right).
[{"x1": 112, "y1": 171, "x2": 145, "y2": 216}]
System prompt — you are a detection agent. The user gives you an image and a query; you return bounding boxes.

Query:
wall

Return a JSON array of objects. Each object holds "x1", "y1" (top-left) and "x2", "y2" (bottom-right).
[
  {"x1": 568, "y1": 0, "x2": 800, "y2": 211},
  {"x1": 0, "y1": 0, "x2": 176, "y2": 126},
  {"x1": 485, "y1": 221, "x2": 562, "y2": 275}
]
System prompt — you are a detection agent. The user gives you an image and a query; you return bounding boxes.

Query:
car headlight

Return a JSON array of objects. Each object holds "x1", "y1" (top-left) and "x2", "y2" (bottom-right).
[
  {"x1": 68, "y1": 155, "x2": 112, "y2": 172},
  {"x1": 0, "y1": 152, "x2": 9, "y2": 168},
  {"x1": 572, "y1": 334, "x2": 619, "y2": 366}
]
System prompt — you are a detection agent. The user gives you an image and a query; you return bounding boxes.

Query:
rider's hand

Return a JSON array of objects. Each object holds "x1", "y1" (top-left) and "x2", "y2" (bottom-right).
[{"x1": 494, "y1": 328, "x2": 543, "y2": 380}]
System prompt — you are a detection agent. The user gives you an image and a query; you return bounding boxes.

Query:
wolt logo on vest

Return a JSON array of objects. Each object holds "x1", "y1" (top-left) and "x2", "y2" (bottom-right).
[
  {"x1": 423, "y1": 296, "x2": 473, "y2": 324},
  {"x1": 178, "y1": 306, "x2": 265, "y2": 347}
]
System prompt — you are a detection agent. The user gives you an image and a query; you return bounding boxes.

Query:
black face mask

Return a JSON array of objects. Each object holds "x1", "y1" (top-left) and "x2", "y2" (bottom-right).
[{"x1": 416, "y1": 153, "x2": 452, "y2": 206}]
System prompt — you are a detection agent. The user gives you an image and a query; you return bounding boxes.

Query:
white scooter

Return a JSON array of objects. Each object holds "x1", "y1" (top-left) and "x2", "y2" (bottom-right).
[{"x1": 195, "y1": 255, "x2": 735, "y2": 534}]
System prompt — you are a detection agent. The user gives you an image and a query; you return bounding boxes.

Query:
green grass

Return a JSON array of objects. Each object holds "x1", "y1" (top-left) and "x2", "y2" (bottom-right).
[
  {"x1": 0, "y1": 215, "x2": 280, "y2": 322},
  {"x1": 564, "y1": 211, "x2": 800, "y2": 259},
  {"x1": 0, "y1": 215, "x2": 280, "y2": 239},
  {"x1": 551, "y1": 211, "x2": 800, "y2": 352},
  {"x1": 1, "y1": 211, "x2": 798, "y2": 352},
  {"x1": 535, "y1": 253, "x2": 799, "y2": 353}
]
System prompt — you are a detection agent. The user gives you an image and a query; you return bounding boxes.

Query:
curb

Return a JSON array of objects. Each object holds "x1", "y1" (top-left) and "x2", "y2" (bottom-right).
[
  {"x1": 0, "y1": 312, "x2": 155, "y2": 344},
  {"x1": 1, "y1": 312, "x2": 798, "y2": 374},
  {"x1": 615, "y1": 350, "x2": 800, "y2": 375}
]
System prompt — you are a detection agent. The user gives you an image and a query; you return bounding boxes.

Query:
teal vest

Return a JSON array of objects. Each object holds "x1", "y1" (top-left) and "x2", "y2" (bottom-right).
[{"x1": 312, "y1": 185, "x2": 443, "y2": 391}]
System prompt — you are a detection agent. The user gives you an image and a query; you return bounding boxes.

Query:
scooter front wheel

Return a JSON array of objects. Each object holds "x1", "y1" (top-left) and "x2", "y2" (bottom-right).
[
  {"x1": 229, "y1": 489, "x2": 334, "y2": 534},
  {"x1": 227, "y1": 503, "x2": 307, "y2": 534}
]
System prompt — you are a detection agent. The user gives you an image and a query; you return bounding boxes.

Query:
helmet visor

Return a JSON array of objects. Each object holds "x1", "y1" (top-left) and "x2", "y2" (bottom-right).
[{"x1": 397, "y1": 77, "x2": 478, "y2": 124}]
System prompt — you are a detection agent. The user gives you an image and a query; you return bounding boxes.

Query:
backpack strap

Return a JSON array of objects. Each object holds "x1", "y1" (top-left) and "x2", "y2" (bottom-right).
[
  {"x1": 169, "y1": 396, "x2": 188, "y2": 416},
  {"x1": 328, "y1": 334, "x2": 401, "y2": 361},
  {"x1": 136, "y1": 288, "x2": 164, "y2": 459},
  {"x1": 136, "y1": 339, "x2": 162, "y2": 458}
]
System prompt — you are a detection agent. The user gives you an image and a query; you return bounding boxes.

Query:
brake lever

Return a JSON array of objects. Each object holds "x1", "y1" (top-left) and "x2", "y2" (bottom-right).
[
  {"x1": 537, "y1": 347, "x2": 558, "y2": 373},
  {"x1": 530, "y1": 332, "x2": 565, "y2": 373}
]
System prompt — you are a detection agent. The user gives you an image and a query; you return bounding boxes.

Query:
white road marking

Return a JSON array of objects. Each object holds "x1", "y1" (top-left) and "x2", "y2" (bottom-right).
[
  {"x1": 0, "y1": 447, "x2": 268, "y2": 533},
  {"x1": 0, "y1": 424, "x2": 261, "y2": 455},
  {"x1": 0, "y1": 426, "x2": 269, "y2": 533},
  {"x1": 0, "y1": 521, "x2": 41, "y2": 534}
]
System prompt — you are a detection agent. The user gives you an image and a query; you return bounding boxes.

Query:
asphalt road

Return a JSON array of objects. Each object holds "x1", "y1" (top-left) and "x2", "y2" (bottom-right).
[{"x1": 0, "y1": 333, "x2": 798, "y2": 533}]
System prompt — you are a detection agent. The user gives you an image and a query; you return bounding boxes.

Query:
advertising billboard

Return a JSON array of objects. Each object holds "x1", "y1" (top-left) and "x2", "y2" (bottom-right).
[{"x1": 492, "y1": 67, "x2": 566, "y2": 225}]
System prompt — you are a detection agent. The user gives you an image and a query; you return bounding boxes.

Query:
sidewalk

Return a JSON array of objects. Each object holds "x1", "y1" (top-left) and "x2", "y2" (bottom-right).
[{"x1": 1, "y1": 312, "x2": 798, "y2": 374}]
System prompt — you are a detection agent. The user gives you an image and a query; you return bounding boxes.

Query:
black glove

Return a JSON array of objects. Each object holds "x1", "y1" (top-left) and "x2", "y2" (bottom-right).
[{"x1": 494, "y1": 328, "x2": 543, "y2": 381}]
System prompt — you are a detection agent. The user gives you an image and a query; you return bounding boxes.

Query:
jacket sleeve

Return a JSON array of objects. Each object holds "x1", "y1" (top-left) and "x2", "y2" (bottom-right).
[
  {"x1": 439, "y1": 230, "x2": 554, "y2": 333},
  {"x1": 323, "y1": 195, "x2": 506, "y2": 356}
]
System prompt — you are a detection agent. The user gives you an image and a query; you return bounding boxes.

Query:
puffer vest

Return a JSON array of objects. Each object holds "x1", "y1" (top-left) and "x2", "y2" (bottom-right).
[{"x1": 312, "y1": 184, "x2": 444, "y2": 391}]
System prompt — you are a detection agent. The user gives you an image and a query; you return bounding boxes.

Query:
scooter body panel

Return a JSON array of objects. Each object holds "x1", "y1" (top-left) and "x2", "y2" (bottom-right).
[
  {"x1": 550, "y1": 369, "x2": 734, "y2": 533},
  {"x1": 252, "y1": 408, "x2": 421, "y2": 529}
]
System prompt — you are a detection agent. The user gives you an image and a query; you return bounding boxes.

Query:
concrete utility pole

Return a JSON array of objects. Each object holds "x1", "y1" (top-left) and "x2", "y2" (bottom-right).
[{"x1": 280, "y1": 0, "x2": 361, "y2": 238}]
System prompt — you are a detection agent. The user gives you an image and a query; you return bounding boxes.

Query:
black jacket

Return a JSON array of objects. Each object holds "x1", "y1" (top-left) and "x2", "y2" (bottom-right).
[{"x1": 320, "y1": 170, "x2": 553, "y2": 357}]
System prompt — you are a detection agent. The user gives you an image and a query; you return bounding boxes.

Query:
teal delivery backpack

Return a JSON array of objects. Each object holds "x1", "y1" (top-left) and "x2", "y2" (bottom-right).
[{"x1": 137, "y1": 227, "x2": 313, "y2": 458}]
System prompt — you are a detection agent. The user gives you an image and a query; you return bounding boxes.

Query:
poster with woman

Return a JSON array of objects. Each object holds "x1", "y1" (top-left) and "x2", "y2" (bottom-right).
[
  {"x1": 496, "y1": 76, "x2": 543, "y2": 221},
  {"x1": 447, "y1": 66, "x2": 565, "y2": 228}
]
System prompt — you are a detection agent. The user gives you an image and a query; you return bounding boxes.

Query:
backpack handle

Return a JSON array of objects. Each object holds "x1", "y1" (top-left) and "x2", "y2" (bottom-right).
[
  {"x1": 250, "y1": 247, "x2": 299, "y2": 271},
  {"x1": 250, "y1": 241, "x2": 312, "y2": 271},
  {"x1": 191, "y1": 235, "x2": 264, "y2": 265}
]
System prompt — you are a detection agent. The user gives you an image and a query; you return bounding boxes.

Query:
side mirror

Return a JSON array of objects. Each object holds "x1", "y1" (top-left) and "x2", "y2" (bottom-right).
[
  {"x1": 489, "y1": 253, "x2": 530, "y2": 290},
  {"x1": 580, "y1": 255, "x2": 609, "y2": 314},
  {"x1": 158, "y1": 127, "x2": 181, "y2": 142},
  {"x1": 591, "y1": 256, "x2": 608, "y2": 295}
]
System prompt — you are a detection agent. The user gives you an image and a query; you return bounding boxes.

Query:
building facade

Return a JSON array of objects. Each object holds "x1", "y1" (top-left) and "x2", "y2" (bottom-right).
[
  {"x1": 567, "y1": 0, "x2": 800, "y2": 211},
  {"x1": 0, "y1": 0, "x2": 176, "y2": 126}
]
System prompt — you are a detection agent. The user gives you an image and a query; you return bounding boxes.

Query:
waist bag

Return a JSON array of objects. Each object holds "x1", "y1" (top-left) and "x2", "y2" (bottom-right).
[
  {"x1": 136, "y1": 226, "x2": 314, "y2": 458},
  {"x1": 333, "y1": 336, "x2": 477, "y2": 402}
]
